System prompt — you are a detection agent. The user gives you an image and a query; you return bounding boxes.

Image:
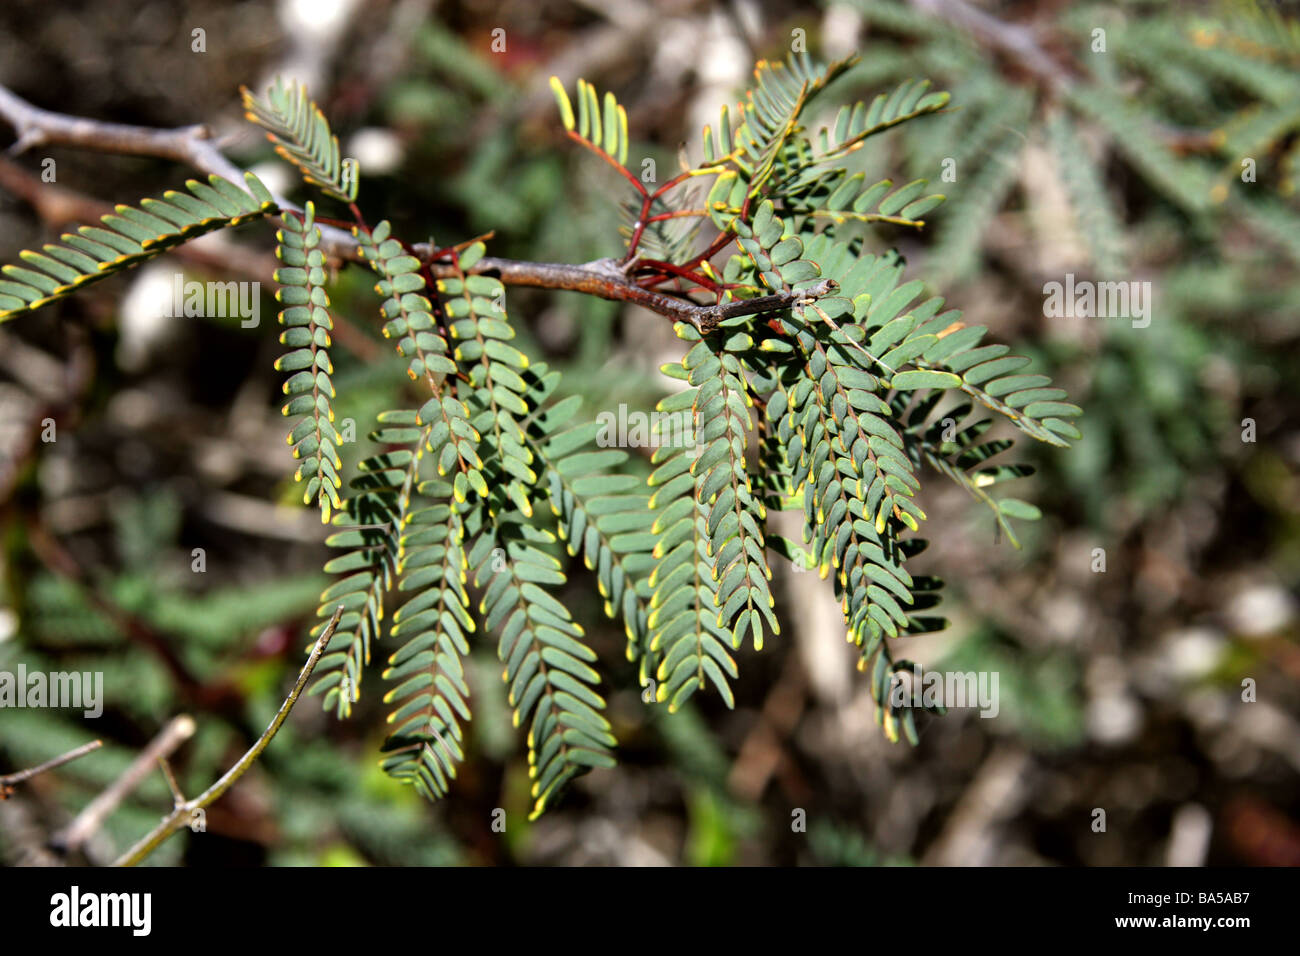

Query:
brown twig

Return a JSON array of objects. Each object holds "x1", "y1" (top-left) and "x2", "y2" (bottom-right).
[
  {"x1": 445, "y1": 257, "x2": 836, "y2": 333},
  {"x1": 51, "y1": 716, "x2": 196, "y2": 856},
  {"x1": 0, "y1": 739, "x2": 103, "y2": 798},
  {"x1": 0, "y1": 86, "x2": 257, "y2": 195},
  {"x1": 157, "y1": 757, "x2": 186, "y2": 807}
]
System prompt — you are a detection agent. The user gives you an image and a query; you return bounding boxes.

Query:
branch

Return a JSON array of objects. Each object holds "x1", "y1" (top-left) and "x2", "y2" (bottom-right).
[
  {"x1": 112, "y1": 605, "x2": 344, "y2": 867},
  {"x1": 156, "y1": 757, "x2": 186, "y2": 806},
  {"x1": 439, "y1": 257, "x2": 837, "y2": 333},
  {"x1": 0, "y1": 83, "x2": 842, "y2": 330},
  {"x1": 0, "y1": 739, "x2": 102, "y2": 797},
  {"x1": 51, "y1": 716, "x2": 195, "y2": 857},
  {"x1": 0, "y1": 85, "x2": 254, "y2": 187}
]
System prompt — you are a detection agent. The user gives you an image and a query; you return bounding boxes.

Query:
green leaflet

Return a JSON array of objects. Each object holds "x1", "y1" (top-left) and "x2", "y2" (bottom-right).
[
  {"x1": 728, "y1": 52, "x2": 857, "y2": 197},
  {"x1": 549, "y1": 76, "x2": 630, "y2": 168},
  {"x1": 467, "y1": 514, "x2": 616, "y2": 820},
  {"x1": 380, "y1": 485, "x2": 473, "y2": 799},
  {"x1": 787, "y1": 229, "x2": 1083, "y2": 448},
  {"x1": 275, "y1": 202, "x2": 343, "y2": 522},
  {"x1": 737, "y1": 203, "x2": 927, "y2": 540},
  {"x1": 242, "y1": 79, "x2": 358, "y2": 202},
  {"x1": 354, "y1": 221, "x2": 487, "y2": 503},
  {"x1": 796, "y1": 171, "x2": 945, "y2": 228},
  {"x1": 681, "y1": 336, "x2": 778, "y2": 650},
  {"x1": 308, "y1": 411, "x2": 431, "y2": 718},
  {"x1": 893, "y1": 369, "x2": 961, "y2": 390},
  {"x1": 540, "y1": 418, "x2": 657, "y2": 678},
  {"x1": 816, "y1": 77, "x2": 952, "y2": 161},
  {"x1": 901, "y1": 399, "x2": 1040, "y2": 549},
  {"x1": 645, "y1": 366, "x2": 739, "y2": 711},
  {"x1": 0, "y1": 172, "x2": 276, "y2": 322},
  {"x1": 715, "y1": 181, "x2": 1072, "y2": 734},
  {"x1": 439, "y1": 244, "x2": 535, "y2": 514}
]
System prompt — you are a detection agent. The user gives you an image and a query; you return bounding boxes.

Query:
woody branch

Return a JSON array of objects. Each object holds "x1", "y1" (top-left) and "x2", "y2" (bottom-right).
[{"x1": 0, "y1": 83, "x2": 837, "y2": 331}]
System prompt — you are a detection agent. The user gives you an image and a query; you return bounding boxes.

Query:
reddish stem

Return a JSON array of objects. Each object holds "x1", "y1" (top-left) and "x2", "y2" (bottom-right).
[
  {"x1": 651, "y1": 168, "x2": 696, "y2": 200},
  {"x1": 645, "y1": 209, "x2": 706, "y2": 224},
  {"x1": 566, "y1": 130, "x2": 647, "y2": 198},
  {"x1": 631, "y1": 258, "x2": 721, "y2": 292}
]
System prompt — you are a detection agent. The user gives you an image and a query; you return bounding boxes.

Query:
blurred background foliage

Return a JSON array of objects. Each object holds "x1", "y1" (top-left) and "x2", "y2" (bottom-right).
[{"x1": 0, "y1": 0, "x2": 1297, "y2": 866}]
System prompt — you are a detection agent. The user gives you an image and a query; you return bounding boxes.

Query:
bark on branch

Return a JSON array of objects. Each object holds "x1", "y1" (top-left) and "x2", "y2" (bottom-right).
[
  {"x1": 0, "y1": 83, "x2": 840, "y2": 330},
  {"x1": 0, "y1": 85, "x2": 253, "y2": 187},
  {"x1": 437, "y1": 256, "x2": 837, "y2": 332}
]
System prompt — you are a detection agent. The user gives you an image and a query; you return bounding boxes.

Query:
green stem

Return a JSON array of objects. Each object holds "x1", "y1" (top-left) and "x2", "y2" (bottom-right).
[{"x1": 113, "y1": 606, "x2": 344, "y2": 867}]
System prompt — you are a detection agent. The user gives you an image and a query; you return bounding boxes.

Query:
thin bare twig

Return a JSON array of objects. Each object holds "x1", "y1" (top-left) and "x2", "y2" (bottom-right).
[
  {"x1": 112, "y1": 605, "x2": 345, "y2": 867},
  {"x1": 0, "y1": 739, "x2": 102, "y2": 797},
  {"x1": 157, "y1": 757, "x2": 186, "y2": 807},
  {"x1": 52, "y1": 716, "x2": 196, "y2": 855},
  {"x1": 0, "y1": 86, "x2": 254, "y2": 193}
]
